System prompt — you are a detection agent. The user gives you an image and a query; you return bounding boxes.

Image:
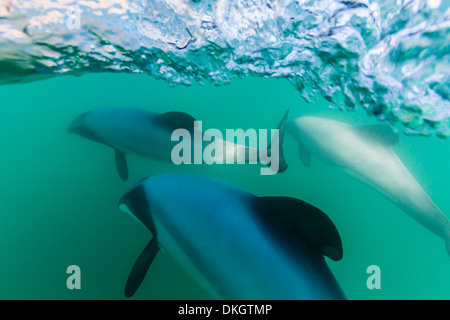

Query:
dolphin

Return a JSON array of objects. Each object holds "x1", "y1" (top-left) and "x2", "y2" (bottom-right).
[
  {"x1": 118, "y1": 173, "x2": 345, "y2": 299},
  {"x1": 286, "y1": 116, "x2": 450, "y2": 255},
  {"x1": 68, "y1": 108, "x2": 289, "y2": 180}
]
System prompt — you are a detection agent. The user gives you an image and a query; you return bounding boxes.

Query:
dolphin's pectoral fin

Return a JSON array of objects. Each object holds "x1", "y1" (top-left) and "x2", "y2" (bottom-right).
[
  {"x1": 125, "y1": 237, "x2": 160, "y2": 298},
  {"x1": 257, "y1": 196, "x2": 343, "y2": 261},
  {"x1": 155, "y1": 111, "x2": 197, "y2": 134},
  {"x1": 356, "y1": 124, "x2": 399, "y2": 146},
  {"x1": 115, "y1": 149, "x2": 129, "y2": 181},
  {"x1": 298, "y1": 143, "x2": 311, "y2": 167}
]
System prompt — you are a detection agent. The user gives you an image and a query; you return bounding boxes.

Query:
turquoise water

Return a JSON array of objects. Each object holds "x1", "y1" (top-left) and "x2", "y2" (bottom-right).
[{"x1": 0, "y1": 73, "x2": 449, "y2": 299}]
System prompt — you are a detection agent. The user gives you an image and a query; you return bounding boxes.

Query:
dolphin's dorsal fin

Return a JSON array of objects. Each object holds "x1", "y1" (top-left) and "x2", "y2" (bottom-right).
[
  {"x1": 298, "y1": 143, "x2": 311, "y2": 167},
  {"x1": 356, "y1": 124, "x2": 399, "y2": 146},
  {"x1": 125, "y1": 237, "x2": 160, "y2": 298},
  {"x1": 155, "y1": 111, "x2": 197, "y2": 134},
  {"x1": 115, "y1": 149, "x2": 129, "y2": 181},
  {"x1": 256, "y1": 196, "x2": 343, "y2": 261}
]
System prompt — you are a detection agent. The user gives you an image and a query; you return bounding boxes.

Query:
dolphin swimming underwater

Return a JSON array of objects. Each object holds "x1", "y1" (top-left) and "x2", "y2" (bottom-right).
[
  {"x1": 118, "y1": 173, "x2": 345, "y2": 299},
  {"x1": 68, "y1": 108, "x2": 289, "y2": 180},
  {"x1": 286, "y1": 116, "x2": 450, "y2": 255}
]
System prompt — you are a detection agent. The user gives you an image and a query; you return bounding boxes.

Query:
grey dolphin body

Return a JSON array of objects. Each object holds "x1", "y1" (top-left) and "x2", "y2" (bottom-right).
[
  {"x1": 68, "y1": 108, "x2": 289, "y2": 180},
  {"x1": 287, "y1": 116, "x2": 450, "y2": 255},
  {"x1": 118, "y1": 173, "x2": 345, "y2": 299}
]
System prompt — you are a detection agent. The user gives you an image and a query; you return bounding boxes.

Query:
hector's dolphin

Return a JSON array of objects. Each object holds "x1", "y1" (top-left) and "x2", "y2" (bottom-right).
[
  {"x1": 118, "y1": 173, "x2": 345, "y2": 299},
  {"x1": 287, "y1": 116, "x2": 450, "y2": 255},
  {"x1": 68, "y1": 108, "x2": 289, "y2": 180}
]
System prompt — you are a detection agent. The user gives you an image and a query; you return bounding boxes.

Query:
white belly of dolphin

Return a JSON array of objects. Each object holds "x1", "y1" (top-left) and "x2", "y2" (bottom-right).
[{"x1": 152, "y1": 215, "x2": 221, "y2": 298}]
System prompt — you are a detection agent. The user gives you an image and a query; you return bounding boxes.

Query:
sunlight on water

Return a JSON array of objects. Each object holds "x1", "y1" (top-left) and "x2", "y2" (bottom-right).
[{"x1": 0, "y1": 0, "x2": 449, "y2": 136}]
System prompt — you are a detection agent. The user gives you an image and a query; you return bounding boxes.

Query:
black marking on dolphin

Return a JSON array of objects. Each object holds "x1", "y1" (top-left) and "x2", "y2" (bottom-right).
[
  {"x1": 255, "y1": 196, "x2": 343, "y2": 261},
  {"x1": 154, "y1": 111, "x2": 197, "y2": 135}
]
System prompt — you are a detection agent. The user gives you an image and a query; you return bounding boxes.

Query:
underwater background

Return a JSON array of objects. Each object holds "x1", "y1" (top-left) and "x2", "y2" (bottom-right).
[
  {"x1": 0, "y1": 73, "x2": 449, "y2": 299},
  {"x1": 0, "y1": 0, "x2": 449, "y2": 300}
]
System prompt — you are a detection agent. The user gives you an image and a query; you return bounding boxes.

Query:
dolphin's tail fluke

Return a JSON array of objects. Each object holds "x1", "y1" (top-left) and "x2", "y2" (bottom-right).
[
  {"x1": 267, "y1": 109, "x2": 289, "y2": 173},
  {"x1": 277, "y1": 108, "x2": 290, "y2": 173}
]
